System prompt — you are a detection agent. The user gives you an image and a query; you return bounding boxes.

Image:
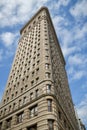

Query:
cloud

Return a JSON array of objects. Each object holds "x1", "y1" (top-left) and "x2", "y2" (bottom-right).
[
  {"x1": 0, "y1": 0, "x2": 50, "y2": 28},
  {"x1": 49, "y1": 0, "x2": 70, "y2": 10},
  {"x1": 68, "y1": 54, "x2": 87, "y2": 67},
  {"x1": 77, "y1": 94, "x2": 87, "y2": 126},
  {"x1": 0, "y1": 32, "x2": 19, "y2": 47},
  {"x1": 67, "y1": 53, "x2": 87, "y2": 81},
  {"x1": 70, "y1": 0, "x2": 87, "y2": 18},
  {"x1": 73, "y1": 70, "x2": 86, "y2": 80}
]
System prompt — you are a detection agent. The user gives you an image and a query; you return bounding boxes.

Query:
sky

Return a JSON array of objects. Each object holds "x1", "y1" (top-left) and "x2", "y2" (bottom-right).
[{"x1": 0, "y1": 0, "x2": 87, "y2": 128}]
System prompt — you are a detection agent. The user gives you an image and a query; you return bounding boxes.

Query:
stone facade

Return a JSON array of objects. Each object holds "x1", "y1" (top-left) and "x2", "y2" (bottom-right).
[{"x1": 0, "y1": 7, "x2": 79, "y2": 130}]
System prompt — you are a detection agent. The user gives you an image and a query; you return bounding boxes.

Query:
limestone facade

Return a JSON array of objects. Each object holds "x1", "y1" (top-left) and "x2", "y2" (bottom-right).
[{"x1": 0, "y1": 7, "x2": 79, "y2": 130}]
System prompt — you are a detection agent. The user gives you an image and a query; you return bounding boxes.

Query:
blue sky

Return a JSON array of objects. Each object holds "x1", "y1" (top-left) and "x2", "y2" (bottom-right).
[{"x1": 0, "y1": 0, "x2": 87, "y2": 128}]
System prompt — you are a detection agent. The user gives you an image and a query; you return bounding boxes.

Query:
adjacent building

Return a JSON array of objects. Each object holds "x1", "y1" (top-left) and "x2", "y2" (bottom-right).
[{"x1": 0, "y1": 7, "x2": 79, "y2": 130}]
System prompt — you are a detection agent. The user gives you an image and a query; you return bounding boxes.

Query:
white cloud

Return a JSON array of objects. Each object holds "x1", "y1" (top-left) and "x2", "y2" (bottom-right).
[
  {"x1": 67, "y1": 52, "x2": 87, "y2": 81},
  {"x1": 77, "y1": 94, "x2": 87, "y2": 126},
  {"x1": 73, "y1": 23, "x2": 87, "y2": 40},
  {"x1": 73, "y1": 70, "x2": 86, "y2": 80},
  {"x1": 49, "y1": 0, "x2": 70, "y2": 10},
  {"x1": 70, "y1": 0, "x2": 87, "y2": 18},
  {"x1": 0, "y1": 32, "x2": 19, "y2": 47},
  {"x1": 68, "y1": 54, "x2": 87, "y2": 67},
  {"x1": 62, "y1": 46, "x2": 77, "y2": 57},
  {"x1": 0, "y1": 0, "x2": 49, "y2": 27}
]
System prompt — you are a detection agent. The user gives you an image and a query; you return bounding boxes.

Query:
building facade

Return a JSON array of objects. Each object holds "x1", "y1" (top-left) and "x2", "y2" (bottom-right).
[{"x1": 0, "y1": 7, "x2": 79, "y2": 130}]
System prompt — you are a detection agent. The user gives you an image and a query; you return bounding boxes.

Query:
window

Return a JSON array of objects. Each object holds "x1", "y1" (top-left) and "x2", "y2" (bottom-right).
[
  {"x1": 47, "y1": 84, "x2": 51, "y2": 93},
  {"x1": 38, "y1": 16, "x2": 41, "y2": 19},
  {"x1": 33, "y1": 64, "x2": 35, "y2": 68},
  {"x1": 15, "y1": 91, "x2": 18, "y2": 96},
  {"x1": 28, "y1": 25, "x2": 31, "y2": 29},
  {"x1": 6, "y1": 118, "x2": 12, "y2": 128},
  {"x1": 6, "y1": 90, "x2": 8, "y2": 96},
  {"x1": 35, "y1": 89, "x2": 39, "y2": 98},
  {"x1": 26, "y1": 75, "x2": 29, "y2": 79},
  {"x1": 25, "y1": 85, "x2": 28, "y2": 90},
  {"x1": 4, "y1": 99, "x2": 6, "y2": 104},
  {"x1": 64, "y1": 120, "x2": 67, "y2": 128},
  {"x1": 22, "y1": 78, "x2": 25, "y2": 82},
  {"x1": 4, "y1": 108, "x2": 7, "y2": 115},
  {"x1": 19, "y1": 100, "x2": 22, "y2": 107},
  {"x1": 30, "y1": 93, "x2": 33, "y2": 101},
  {"x1": 36, "y1": 68, "x2": 39, "y2": 74},
  {"x1": 48, "y1": 99, "x2": 52, "y2": 112},
  {"x1": 21, "y1": 88, "x2": 23, "y2": 93},
  {"x1": 32, "y1": 71, "x2": 35, "y2": 77},
  {"x1": 30, "y1": 105, "x2": 38, "y2": 118},
  {"x1": 9, "y1": 105, "x2": 11, "y2": 112},
  {"x1": 36, "y1": 77, "x2": 39, "y2": 83},
  {"x1": 37, "y1": 53, "x2": 40, "y2": 58},
  {"x1": 7, "y1": 97, "x2": 9, "y2": 102},
  {"x1": 23, "y1": 97, "x2": 27, "y2": 104},
  {"x1": 45, "y1": 63, "x2": 50, "y2": 69},
  {"x1": 27, "y1": 125, "x2": 37, "y2": 130},
  {"x1": 13, "y1": 103, "x2": 16, "y2": 110},
  {"x1": 45, "y1": 72, "x2": 50, "y2": 78},
  {"x1": 31, "y1": 80, "x2": 34, "y2": 86},
  {"x1": 45, "y1": 56, "x2": 49, "y2": 60},
  {"x1": 17, "y1": 112, "x2": 24, "y2": 124},
  {"x1": 48, "y1": 120, "x2": 54, "y2": 130},
  {"x1": 0, "y1": 122, "x2": 2, "y2": 130},
  {"x1": 58, "y1": 111, "x2": 61, "y2": 119},
  {"x1": 37, "y1": 60, "x2": 40, "y2": 65}
]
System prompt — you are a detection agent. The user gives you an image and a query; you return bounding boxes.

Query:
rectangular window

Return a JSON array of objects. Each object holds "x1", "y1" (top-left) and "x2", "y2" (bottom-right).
[
  {"x1": 31, "y1": 80, "x2": 34, "y2": 86},
  {"x1": 47, "y1": 84, "x2": 51, "y2": 93},
  {"x1": 32, "y1": 71, "x2": 35, "y2": 77},
  {"x1": 0, "y1": 122, "x2": 2, "y2": 130},
  {"x1": 64, "y1": 120, "x2": 67, "y2": 128},
  {"x1": 6, "y1": 118, "x2": 12, "y2": 128},
  {"x1": 45, "y1": 49, "x2": 49, "y2": 54},
  {"x1": 21, "y1": 88, "x2": 23, "y2": 93},
  {"x1": 37, "y1": 60, "x2": 40, "y2": 65},
  {"x1": 48, "y1": 120, "x2": 54, "y2": 130},
  {"x1": 30, "y1": 105, "x2": 38, "y2": 118},
  {"x1": 45, "y1": 72, "x2": 50, "y2": 78},
  {"x1": 13, "y1": 103, "x2": 16, "y2": 110},
  {"x1": 45, "y1": 56, "x2": 49, "y2": 60},
  {"x1": 48, "y1": 99, "x2": 52, "y2": 112},
  {"x1": 12, "y1": 94, "x2": 14, "y2": 99},
  {"x1": 30, "y1": 93, "x2": 33, "y2": 101},
  {"x1": 35, "y1": 89, "x2": 39, "y2": 98},
  {"x1": 19, "y1": 100, "x2": 22, "y2": 107},
  {"x1": 27, "y1": 125, "x2": 37, "y2": 130},
  {"x1": 36, "y1": 77, "x2": 39, "y2": 83},
  {"x1": 17, "y1": 112, "x2": 24, "y2": 124},
  {"x1": 58, "y1": 111, "x2": 61, "y2": 119},
  {"x1": 36, "y1": 68, "x2": 39, "y2": 74},
  {"x1": 23, "y1": 97, "x2": 27, "y2": 104},
  {"x1": 9, "y1": 105, "x2": 11, "y2": 112},
  {"x1": 45, "y1": 63, "x2": 49, "y2": 69}
]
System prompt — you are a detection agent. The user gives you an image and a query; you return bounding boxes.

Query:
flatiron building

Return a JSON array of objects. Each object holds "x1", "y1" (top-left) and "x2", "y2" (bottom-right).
[{"x1": 0, "y1": 7, "x2": 79, "y2": 130}]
